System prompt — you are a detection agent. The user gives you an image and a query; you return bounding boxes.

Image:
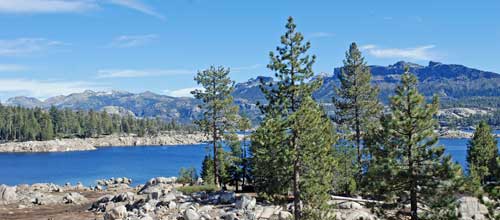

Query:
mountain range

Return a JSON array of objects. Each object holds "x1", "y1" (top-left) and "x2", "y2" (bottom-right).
[{"x1": 5, "y1": 61, "x2": 500, "y2": 123}]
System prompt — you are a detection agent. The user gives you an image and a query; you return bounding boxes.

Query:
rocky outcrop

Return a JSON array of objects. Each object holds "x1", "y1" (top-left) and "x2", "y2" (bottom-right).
[
  {"x1": 0, "y1": 185, "x2": 17, "y2": 204},
  {"x1": 0, "y1": 132, "x2": 207, "y2": 153},
  {"x1": 457, "y1": 196, "x2": 489, "y2": 220},
  {"x1": 0, "y1": 139, "x2": 96, "y2": 153}
]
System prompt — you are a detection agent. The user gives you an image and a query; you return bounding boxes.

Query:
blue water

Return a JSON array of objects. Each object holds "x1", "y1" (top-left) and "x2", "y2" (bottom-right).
[
  {"x1": 0, "y1": 138, "x2": 498, "y2": 186},
  {"x1": 0, "y1": 144, "x2": 210, "y2": 186},
  {"x1": 442, "y1": 138, "x2": 500, "y2": 169}
]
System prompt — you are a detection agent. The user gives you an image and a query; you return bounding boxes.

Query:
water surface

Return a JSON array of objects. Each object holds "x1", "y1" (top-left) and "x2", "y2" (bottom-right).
[
  {"x1": 0, "y1": 144, "x2": 209, "y2": 186},
  {"x1": 0, "y1": 137, "x2": 499, "y2": 186}
]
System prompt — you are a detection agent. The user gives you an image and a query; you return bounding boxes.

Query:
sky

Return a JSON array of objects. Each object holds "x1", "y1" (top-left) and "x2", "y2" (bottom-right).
[{"x1": 0, "y1": 0, "x2": 499, "y2": 100}]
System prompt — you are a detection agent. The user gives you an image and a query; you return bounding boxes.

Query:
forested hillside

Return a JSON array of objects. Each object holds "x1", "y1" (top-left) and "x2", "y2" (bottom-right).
[{"x1": 0, "y1": 105, "x2": 185, "y2": 142}]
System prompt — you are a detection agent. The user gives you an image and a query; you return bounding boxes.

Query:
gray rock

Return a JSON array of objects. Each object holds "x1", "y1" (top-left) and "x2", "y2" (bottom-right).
[
  {"x1": 168, "y1": 201, "x2": 177, "y2": 210},
  {"x1": 139, "y1": 214, "x2": 153, "y2": 220},
  {"x1": 63, "y1": 192, "x2": 88, "y2": 205},
  {"x1": 162, "y1": 192, "x2": 176, "y2": 202},
  {"x1": 0, "y1": 185, "x2": 17, "y2": 203},
  {"x1": 338, "y1": 201, "x2": 363, "y2": 210},
  {"x1": 113, "y1": 192, "x2": 135, "y2": 202},
  {"x1": 104, "y1": 205, "x2": 128, "y2": 220},
  {"x1": 279, "y1": 211, "x2": 293, "y2": 220},
  {"x1": 32, "y1": 193, "x2": 60, "y2": 205},
  {"x1": 219, "y1": 191, "x2": 236, "y2": 204},
  {"x1": 260, "y1": 207, "x2": 275, "y2": 219},
  {"x1": 345, "y1": 210, "x2": 376, "y2": 220},
  {"x1": 184, "y1": 208, "x2": 201, "y2": 220},
  {"x1": 458, "y1": 196, "x2": 489, "y2": 220},
  {"x1": 222, "y1": 212, "x2": 237, "y2": 220},
  {"x1": 235, "y1": 195, "x2": 256, "y2": 210}
]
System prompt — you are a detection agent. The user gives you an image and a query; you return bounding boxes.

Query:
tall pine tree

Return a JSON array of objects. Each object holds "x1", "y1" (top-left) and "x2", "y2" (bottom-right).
[
  {"x1": 252, "y1": 16, "x2": 331, "y2": 220},
  {"x1": 191, "y1": 66, "x2": 239, "y2": 186},
  {"x1": 366, "y1": 67, "x2": 458, "y2": 220},
  {"x1": 333, "y1": 42, "x2": 381, "y2": 185}
]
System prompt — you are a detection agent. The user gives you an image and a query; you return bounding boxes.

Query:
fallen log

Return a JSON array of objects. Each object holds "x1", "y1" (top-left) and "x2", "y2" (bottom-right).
[{"x1": 331, "y1": 195, "x2": 384, "y2": 204}]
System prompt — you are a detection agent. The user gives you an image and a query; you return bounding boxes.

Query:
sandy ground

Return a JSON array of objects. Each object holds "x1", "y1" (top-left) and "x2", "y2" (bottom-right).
[{"x1": 0, "y1": 191, "x2": 107, "y2": 220}]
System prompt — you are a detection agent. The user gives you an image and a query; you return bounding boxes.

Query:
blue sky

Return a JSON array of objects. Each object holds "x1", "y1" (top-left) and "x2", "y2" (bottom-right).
[{"x1": 0, "y1": 0, "x2": 498, "y2": 100}]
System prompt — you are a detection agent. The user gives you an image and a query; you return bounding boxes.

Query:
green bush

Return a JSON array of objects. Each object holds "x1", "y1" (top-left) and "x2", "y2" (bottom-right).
[{"x1": 176, "y1": 185, "x2": 219, "y2": 194}]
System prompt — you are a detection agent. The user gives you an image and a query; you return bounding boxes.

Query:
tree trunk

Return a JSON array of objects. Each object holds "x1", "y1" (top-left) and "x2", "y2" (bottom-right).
[
  {"x1": 293, "y1": 158, "x2": 301, "y2": 220},
  {"x1": 213, "y1": 126, "x2": 219, "y2": 187}
]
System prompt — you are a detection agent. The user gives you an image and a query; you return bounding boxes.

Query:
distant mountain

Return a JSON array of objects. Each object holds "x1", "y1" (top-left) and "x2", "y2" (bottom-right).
[
  {"x1": 6, "y1": 90, "x2": 201, "y2": 123},
  {"x1": 4, "y1": 61, "x2": 499, "y2": 124}
]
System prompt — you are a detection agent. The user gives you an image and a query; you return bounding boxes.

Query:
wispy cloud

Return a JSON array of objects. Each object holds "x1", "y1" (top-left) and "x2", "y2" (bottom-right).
[
  {"x1": 97, "y1": 68, "x2": 195, "y2": 78},
  {"x1": 309, "y1": 32, "x2": 335, "y2": 38},
  {"x1": 106, "y1": 0, "x2": 165, "y2": 20},
  {"x1": 0, "y1": 64, "x2": 28, "y2": 72},
  {"x1": 0, "y1": 0, "x2": 97, "y2": 13},
  {"x1": 231, "y1": 64, "x2": 262, "y2": 72},
  {"x1": 360, "y1": 44, "x2": 438, "y2": 60},
  {"x1": 108, "y1": 34, "x2": 158, "y2": 48},
  {"x1": 0, "y1": 0, "x2": 165, "y2": 20},
  {"x1": 163, "y1": 87, "x2": 203, "y2": 98},
  {"x1": 0, "y1": 38, "x2": 66, "y2": 56},
  {"x1": 0, "y1": 78, "x2": 107, "y2": 100}
]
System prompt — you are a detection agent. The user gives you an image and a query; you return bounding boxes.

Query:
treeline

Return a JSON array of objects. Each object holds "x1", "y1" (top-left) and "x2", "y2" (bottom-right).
[
  {"x1": 0, "y1": 105, "x2": 187, "y2": 142},
  {"x1": 445, "y1": 109, "x2": 500, "y2": 128},
  {"x1": 190, "y1": 17, "x2": 500, "y2": 220}
]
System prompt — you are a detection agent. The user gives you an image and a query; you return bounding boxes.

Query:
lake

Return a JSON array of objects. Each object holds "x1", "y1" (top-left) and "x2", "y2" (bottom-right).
[{"x1": 0, "y1": 138, "x2": 499, "y2": 186}]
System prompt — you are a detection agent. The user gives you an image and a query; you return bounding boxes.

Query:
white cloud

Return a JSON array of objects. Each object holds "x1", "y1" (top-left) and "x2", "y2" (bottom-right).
[
  {"x1": 108, "y1": 34, "x2": 158, "y2": 48},
  {"x1": 360, "y1": 44, "x2": 437, "y2": 60},
  {"x1": 0, "y1": 38, "x2": 65, "y2": 56},
  {"x1": 0, "y1": 78, "x2": 107, "y2": 100},
  {"x1": 0, "y1": 0, "x2": 97, "y2": 13},
  {"x1": 97, "y1": 69, "x2": 195, "y2": 78},
  {"x1": 0, "y1": 64, "x2": 28, "y2": 72},
  {"x1": 106, "y1": 0, "x2": 165, "y2": 20},
  {"x1": 231, "y1": 64, "x2": 262, "y2": 72},
  {"x1": 163, "y1": 87, "x2": 203, "y2": 98},
  {"x1": 309, "y1": 32, "x2": 335, "y2": 38},
  {"x1": 0, "y1": 0, "x2": 165, "y2": 20}
]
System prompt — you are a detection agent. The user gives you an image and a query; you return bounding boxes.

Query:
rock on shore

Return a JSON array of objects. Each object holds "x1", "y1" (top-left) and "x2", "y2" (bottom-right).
[
  {"x1": 1, "y1": 177, "x2": 497, "y2": 220},
  {"x1": 0, "y1": 132, "x2": 207, "y2": 153}
]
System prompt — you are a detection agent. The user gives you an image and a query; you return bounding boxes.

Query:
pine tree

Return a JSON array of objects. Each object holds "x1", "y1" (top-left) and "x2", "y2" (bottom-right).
[
  {"x1": 191, "y1": 66, "x2": 239, "y2": 186},
  {"x1": 467, "y1": 121, "x2": 499, "y2": 184},
  {"x1": 366, "y1": 67, "x2": 458, "y2": 220},
  {"x1": 333, "y1": 43, "x2": 382, "y2": 185},
  {"x1": 200, "y1": 155, "x2": 215, "y2": 185},
  {"x1": 39, "y1": 113, "x2": 54, "y2": 140},
  {"x1": 292, "y1": 97, "x2": 337, "y2": 220},
  {"x1": 251, "y1": 114, "x2": 292, "y2": 201},
  {"x1": 253, "y1": 16, "x2": 326, "y2": 220}
]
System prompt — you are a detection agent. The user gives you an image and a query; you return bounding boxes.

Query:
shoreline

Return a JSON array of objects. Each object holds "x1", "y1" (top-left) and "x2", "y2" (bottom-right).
[
  {"x1": 0, "y1": 130, "x2": 497, "y2": 153},
  {"x1": 0, "y1": 132, "x2": 208, "y2": 153}
]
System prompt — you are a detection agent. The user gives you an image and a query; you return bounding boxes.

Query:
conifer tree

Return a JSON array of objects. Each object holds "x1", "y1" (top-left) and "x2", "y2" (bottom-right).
[
  {"x1": 366, "y1": 67, "x2": 458, "y2": 220},
  {"x1": 200, "y1": 155, "x2": 215, "y2": 185},
  {"x1": 467, "y1": 121, "x2": 499, "y2": 184},
  {"x1": 292, "y1": 97, "x2": 337, "y2": 220},
  {"x1": 253, "y1": 16, "x2": 329, "y2": 220},
  {"x1": 333, "y1": 43, "x2": 381, "y2": 183},
  {"x1": 191, "y1": 66, "x2": 239, "y2": 186},
  {"x1": 252, "y1": 114, "x2": 292, "y2": 201}
]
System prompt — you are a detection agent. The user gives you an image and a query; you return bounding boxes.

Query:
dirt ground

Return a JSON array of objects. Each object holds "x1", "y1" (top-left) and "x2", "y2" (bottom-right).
[{"x1": 0, "y1": 191, "x2": 107, "y2": 220}]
